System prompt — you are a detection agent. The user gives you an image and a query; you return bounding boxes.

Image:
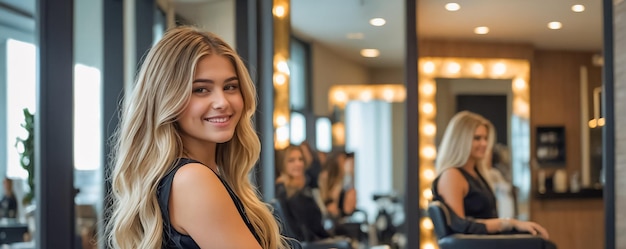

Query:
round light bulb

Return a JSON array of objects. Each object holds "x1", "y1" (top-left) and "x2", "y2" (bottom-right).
[
  {"x1": 423, "y1": 169, "x2": 435, "y2": 181},
  {"x1": 471, "y1": 63, "x2": 484, "y2": 75},
  {"x1": 423, "y1": 61, "x2": 435, "y2": 74},
  {"x1": 273, "y1": 5, "x2": 286, "y2": 18},
  {"x1": 492, "y1": 62, "x2": 507, "y2": 76},
  {"x1": 422, "y1": 103, "x2": 435, "y2": 115},
  {"x1": 423, "y1": 123, "x2": 436, "y2": 136},
  {"x1": 423, "y1": 188, "x2": 433, "y2": 200}
]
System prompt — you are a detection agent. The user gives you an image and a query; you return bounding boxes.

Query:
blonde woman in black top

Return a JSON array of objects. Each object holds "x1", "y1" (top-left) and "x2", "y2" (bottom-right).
[
  {"x1": 107, "y1": 26, "x2": 289, "y2": 249},
  {"x1": 433, "y1": 111, "x2": 549, "y2": 239}
]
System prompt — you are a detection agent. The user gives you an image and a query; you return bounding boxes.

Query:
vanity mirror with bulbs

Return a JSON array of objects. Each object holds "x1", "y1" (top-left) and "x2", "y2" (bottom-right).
[{"x1": 269, "y1": 0, "x2": 610, "y2": 248}]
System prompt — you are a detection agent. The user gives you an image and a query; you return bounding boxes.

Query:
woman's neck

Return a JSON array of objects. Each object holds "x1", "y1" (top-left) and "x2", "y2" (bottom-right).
[
  {"x1": 462, "y1": 158, "x2": 477, "y2": 173},
  {"x1": 182, "y1": 139, "x2": 218, "y2": 172}
]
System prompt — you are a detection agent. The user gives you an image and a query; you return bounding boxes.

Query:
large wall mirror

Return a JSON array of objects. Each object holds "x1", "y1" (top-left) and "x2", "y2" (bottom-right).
[
  {"x1": 418, "y1": 0, "x2": 605, "y2": 249},
  {"x1": 288, "y1": 0, "x2": 409, "y2": 247}
]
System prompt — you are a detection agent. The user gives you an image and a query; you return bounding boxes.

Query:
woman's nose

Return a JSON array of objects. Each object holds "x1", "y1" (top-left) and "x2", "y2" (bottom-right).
[{"x1": 211, "y1": 90, "x2": 228, "y2": 110}]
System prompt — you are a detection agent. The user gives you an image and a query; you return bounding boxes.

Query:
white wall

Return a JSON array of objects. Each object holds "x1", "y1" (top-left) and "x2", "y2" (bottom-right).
[
  {"x1": 174, "y1": 0, "x2": 236, "y2": 47},
  {"x1": 312, "y1": 42, "x2": 369, "y2": 116},
  {"x1": 370, "y1": 67, "x2": 404, "y2": 84}
]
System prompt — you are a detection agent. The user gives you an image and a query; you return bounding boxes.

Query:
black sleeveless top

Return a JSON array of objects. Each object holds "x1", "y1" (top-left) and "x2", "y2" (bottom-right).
[
  {"x1": 432, "y1": 167, "x2": 498, "y2": 219},
  {"x1": 156, "y1": 158, "x2": 262, "y2": 248}
]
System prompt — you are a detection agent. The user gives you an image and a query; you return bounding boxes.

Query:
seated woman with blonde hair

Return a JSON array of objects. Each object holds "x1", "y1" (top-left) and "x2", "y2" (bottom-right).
[
  {"x1": 433, "y1": 111, "x2": 549, "y2": 239},
  {"x1": 275, "y1": 145, "x2": 330, "y2": 242}
]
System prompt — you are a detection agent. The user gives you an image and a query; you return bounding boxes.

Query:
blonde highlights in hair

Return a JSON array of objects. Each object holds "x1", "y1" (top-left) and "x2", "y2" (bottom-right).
[
  {"x1": 107, "y1": 26, "x2": 287, "y2": 249},
  {"x1": 435, "y1": 111, "x2": 496, "y2": 176}
]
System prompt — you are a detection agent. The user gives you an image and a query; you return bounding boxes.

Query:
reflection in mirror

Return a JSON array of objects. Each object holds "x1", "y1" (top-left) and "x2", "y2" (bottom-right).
[
  {"x1": 419, "y1": 1, "x2": 604, "y2": 248},
  {"x1": 290, "y1": 0, "x2": 407, "y2": 248},
  {"x1": 1, "y1": 1, "x2": 37, "y2": 246}
]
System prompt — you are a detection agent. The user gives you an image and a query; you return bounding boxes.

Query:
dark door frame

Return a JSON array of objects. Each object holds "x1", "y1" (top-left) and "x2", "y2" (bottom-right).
[{"x1": 602, "y1": 0, "x2": 615, "y2": 248}]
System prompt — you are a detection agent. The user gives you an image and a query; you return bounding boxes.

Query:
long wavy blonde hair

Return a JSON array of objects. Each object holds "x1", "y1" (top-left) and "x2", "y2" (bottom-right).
[
  {"x1": 107, "y1": 26, "x2": 288, "y2": 249},
  {"x1": 435, "y1": 111, "x2": 496, "y2": 178}
]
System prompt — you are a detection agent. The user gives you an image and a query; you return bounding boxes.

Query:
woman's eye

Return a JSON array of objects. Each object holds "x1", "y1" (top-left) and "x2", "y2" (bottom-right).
[
  {"x1": 193, "y1": 88, "x2": 208, "y2": 93},
  {"x1": 225, "y1": 84, "x2": 239, "y2": 91}
]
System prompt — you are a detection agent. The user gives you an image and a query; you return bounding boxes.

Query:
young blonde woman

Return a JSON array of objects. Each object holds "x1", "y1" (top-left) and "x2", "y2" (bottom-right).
[
  {"x1": 275, "y1": 145, "x2": 330, "y2": 242},
  {"x1": 275, "y1": 145, "x2": 307, "y2": 199},
  {"x1": 107, "y1": 26, "x2": 288, "y2": 249},
  {"x1": 433, "y1": 111, "x2": 549, "y2": 239}
]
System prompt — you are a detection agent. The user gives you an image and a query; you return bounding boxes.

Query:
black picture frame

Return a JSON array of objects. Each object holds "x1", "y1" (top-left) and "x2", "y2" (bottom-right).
[{"x1": 536, "y1": 126, "x2": 566, "y2": 166}]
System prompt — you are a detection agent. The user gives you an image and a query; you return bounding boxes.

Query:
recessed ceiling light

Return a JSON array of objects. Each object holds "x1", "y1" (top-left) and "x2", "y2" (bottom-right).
[
  {"x1": 369, "y1": 18, "x2": 386, "y2": 26},
  {"x1": 572, "y1": 4, "x2": 585, "y2": 12},
  {"x1": 445, "y1": 3, "x2": 461, "y2": 11},
  {"x1": 346, "y1": 33, "x2": 364, "y2": 39},
  {"x1": 360, "y1": 49, "x2": 380, "y2": 58},
  {"x1": 548, "y1": 21, "x2": 562, "y2": 30},
  {"x1": 474, "y1": 26, "x2": 489, "y2": 35}
]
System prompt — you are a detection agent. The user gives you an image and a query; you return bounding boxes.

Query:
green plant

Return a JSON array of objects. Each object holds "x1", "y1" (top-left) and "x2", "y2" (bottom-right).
[{"x1": 15, "y1": 108, "x2": 34, "y2": 204}]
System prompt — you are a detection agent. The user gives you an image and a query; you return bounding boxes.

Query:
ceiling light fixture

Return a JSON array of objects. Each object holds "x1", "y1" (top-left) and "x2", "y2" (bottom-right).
[
  {"x1": 361, "y1": 49, "x2": 380, "y2": 58},
  {"x1": 572, "y1": 4, "x2": 585, "y2": 12},
  {"x1": 548, "y1": 21, "x2": 563, "y2": 30},
  {"x1": 474, "y1": 26, "x2": 489, "y2": 35},
  {"x1": 369, "y1": 18, "x2": 386, "y2": 26},
  {"x1": 445, "y1": 3, "x2": 461, "y2": 11}
]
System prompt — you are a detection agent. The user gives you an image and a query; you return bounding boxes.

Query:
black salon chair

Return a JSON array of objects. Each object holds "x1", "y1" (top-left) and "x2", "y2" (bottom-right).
[
  {"x1": 270, "y1": 199, "x2": 352, "y2": 249},
  {"x1": 427, "y1": 201, "x2": 557, "y2": 249}
]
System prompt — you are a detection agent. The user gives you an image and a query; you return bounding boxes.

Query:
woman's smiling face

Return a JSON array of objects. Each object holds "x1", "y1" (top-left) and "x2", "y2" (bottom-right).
[{"x1": 177, "y1": 54, "x2": 244, "y2": 146}]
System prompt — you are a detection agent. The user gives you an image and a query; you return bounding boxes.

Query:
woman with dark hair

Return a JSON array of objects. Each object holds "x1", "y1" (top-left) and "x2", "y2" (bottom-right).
[
  {"x1": 299, "y1": 141, "x2": 323, "y2": 189},
  {"x1": 318, "y1": 151, "x2": 357, "y2": 219}
]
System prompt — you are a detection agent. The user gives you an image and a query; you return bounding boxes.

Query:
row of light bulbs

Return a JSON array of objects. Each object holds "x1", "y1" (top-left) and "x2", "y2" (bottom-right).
[{"x1": 273, "y1": 0, "x2": 291, "y2": 149}]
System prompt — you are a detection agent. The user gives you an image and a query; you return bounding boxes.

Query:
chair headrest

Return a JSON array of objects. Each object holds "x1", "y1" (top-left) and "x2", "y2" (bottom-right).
[{"x1": 428, "y1": 201, "x2": 454, "y2": 240}]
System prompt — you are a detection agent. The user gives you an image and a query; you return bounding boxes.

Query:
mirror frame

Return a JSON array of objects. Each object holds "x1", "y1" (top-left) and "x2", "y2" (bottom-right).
[{"x1": 416, "y1": 57, "x2": 530, "y2": 245}]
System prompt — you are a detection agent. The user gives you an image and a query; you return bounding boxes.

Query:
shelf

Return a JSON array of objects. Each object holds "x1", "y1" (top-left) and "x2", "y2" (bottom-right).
[{"x1": 535, "y1": 188, "x2": 603, "y2": 200}]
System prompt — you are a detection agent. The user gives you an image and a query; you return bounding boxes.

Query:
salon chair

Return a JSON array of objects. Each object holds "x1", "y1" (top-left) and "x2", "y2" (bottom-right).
[
  {"x1": 428, "y1": 201, "x2": 557, "y2": 249},
  {"x1": 270, "y1": 199, "x2": 352, "y2": 249}
]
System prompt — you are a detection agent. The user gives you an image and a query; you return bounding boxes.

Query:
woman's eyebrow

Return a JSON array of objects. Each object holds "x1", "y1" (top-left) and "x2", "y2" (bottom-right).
[{"x1": 192, "y1": 76, "x2": 239, "y2": 83}]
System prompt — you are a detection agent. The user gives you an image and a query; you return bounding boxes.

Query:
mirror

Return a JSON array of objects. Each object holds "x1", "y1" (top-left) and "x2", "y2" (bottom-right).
[
  {"x1": 290, "y1": 0, "x2": 408, "y2": 247},
  {"x1": 422, "y1": 58, "x2": 531, "y2": 221},
  {"x1": 418, "y1": 1, "x2": 604, "y2": 249}
]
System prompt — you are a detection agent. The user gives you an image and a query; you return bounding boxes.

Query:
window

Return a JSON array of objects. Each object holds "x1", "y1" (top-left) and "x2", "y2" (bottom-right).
[
  {"x1": 290, "y1": 37, "x2": 308, "y2": 111},
  {"x1": 6, "y1": 39, "x2": 36, "y2": 179},
  {"x1": 290, "y1": 111, "x2": 306, "y2": 145},
  {"x1": 316, "y1": 117, "x2": 332, "y2": 152},
  {"x1": 73, "y1": 64, "x2": 102, "y2": 171}
]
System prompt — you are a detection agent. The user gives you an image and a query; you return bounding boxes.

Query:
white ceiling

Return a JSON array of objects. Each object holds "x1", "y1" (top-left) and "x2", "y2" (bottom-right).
[{"x1": 292, "y1": 0, "x2": 603, "y2": 68}]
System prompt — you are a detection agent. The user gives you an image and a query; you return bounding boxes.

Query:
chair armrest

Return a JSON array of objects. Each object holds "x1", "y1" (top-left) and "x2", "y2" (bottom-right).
[
  {"x1": 438, "y1": 234, "x2": 556, "y2": 249},
  {"x1": 302, "y1": 237, "x2": 352, "y2": 249}
]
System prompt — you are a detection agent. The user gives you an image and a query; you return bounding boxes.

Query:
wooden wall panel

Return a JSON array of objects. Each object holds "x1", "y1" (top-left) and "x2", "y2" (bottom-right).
[
  {"x1": 531, "y1": 199, "x2": 604, "y2": 249},
  {"x1": 530, "y1": 50, "x2": 591, "y2": 174},
  {"x1": 419, "y1": 39, "x2": 534, "y2": 60}
]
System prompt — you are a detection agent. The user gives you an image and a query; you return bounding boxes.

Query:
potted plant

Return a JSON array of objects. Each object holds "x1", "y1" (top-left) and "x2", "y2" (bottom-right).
[{"x1": 15, "y1": 108, "x2": 35, "y2": 205}]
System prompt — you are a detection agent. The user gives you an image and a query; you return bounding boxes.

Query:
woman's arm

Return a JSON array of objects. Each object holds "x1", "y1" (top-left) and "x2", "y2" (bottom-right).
[
  {"x1": 169, "y1": 163, "x2": 262, "y2": 249},
  {"x1": 436, "y1": 169, "x2": 470, "y2": 218},
  {"x1": 341, "y1": 188, "x2": 357, "y2": 216},
  {"x1": 437, "y1": 168, "x2": 549, "y2": 239}
]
